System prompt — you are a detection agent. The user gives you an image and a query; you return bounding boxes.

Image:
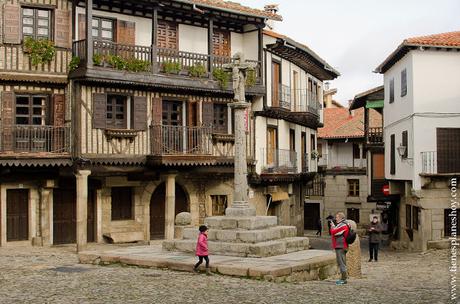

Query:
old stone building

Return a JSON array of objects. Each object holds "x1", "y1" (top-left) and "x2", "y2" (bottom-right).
[{"x1": 0, "y1": 0, "x2": 339, "y2": 249}]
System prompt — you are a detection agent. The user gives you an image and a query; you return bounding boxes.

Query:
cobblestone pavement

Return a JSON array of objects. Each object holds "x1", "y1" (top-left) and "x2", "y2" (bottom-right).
[{"x1": 0, "y1": 242, "x2": 453, "y2": 304}]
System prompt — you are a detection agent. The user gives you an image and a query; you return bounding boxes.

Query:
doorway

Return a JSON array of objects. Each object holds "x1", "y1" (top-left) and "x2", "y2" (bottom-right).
[{"x1": 6, "y1": 189, "x2": 29, "y2": 241}]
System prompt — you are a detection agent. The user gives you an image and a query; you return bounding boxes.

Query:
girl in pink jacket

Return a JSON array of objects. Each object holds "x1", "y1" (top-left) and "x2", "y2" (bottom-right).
[{"x1": 193, "y1": 225, "x2": 211, "y2": 275}]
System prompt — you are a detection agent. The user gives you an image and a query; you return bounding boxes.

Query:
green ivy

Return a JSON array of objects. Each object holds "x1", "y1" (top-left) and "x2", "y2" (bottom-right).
[
  {"x1": 245, "y1": 69, "x2": 257, "y2": 87},
  {"x1": 23, "y1": 37, "x2": 56, "y2": 66},
  {"x1": 212, "y1": 68, "x2": 230, "y2": 89},
  {"x1": 106, "y1": 54, "x2": 126, "y2": 70},
  {"x1": 188, "y1": 63, "x2": 207, "y2": 78},
  {"x1": 69, "y1": 56, "x2": 80, "y2": 72},
  {"x1": 162, "y1": 60, "x2": 181, "y2": 74},
  {"x1": 125, "y1": 57, "x2": 151, "y2": 72}
]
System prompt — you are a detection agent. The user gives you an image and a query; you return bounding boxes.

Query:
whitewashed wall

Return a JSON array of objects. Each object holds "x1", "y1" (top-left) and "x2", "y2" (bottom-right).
[{"x1": 179, "y1": 24, "x2": 207, "y2": 54}]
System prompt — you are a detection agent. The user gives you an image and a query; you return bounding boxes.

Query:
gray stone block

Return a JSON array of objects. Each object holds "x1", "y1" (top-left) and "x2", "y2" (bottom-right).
[
  {"x1": 248, "y1": 240, "x2": 287, "y2": 257},
  {"x1": 237, "y1": 216, "x2": 278, "y2": 230},
  {"x1": 215, "y1": 230, "x2": 238, "y2": 242},
  {"x1": 182, "y1": 228, "x2": 199, "y2": 240}
]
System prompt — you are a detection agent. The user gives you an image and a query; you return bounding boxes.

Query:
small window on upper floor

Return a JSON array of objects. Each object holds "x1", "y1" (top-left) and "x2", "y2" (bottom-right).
[
  {"x1": 213, "y1": 103, "x2": 228, "y2": 134},
  {"x1": 401, "y1": 69, "x2": 407, "y2": 97},
  {"x1": 92, "y1": 16, "x2": 114, "y2": 41},
  {"x1": 389, "y1": 78, "x2": 395, "y2": 103},
  {"x1": 22, "y1": 7, "x2": 52, "y2": 40},
  {"x1": 347, "y1": 179, "x2": 360, "y2": 197}
]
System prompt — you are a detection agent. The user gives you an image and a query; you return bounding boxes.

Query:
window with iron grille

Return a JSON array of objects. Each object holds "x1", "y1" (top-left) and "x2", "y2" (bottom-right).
[
  {"x1": 15, "y1": 95, "x2": 49, "y2": 126},
  {"x1": 401, "y1": 69, "x2": 407, "y2": 97},
  {"x1": 213, "y1": 103, "x2": 228, "y2": 133},
  {"x1": 92, "y1": 16, "x2": 114, "y2": 41},
  {"x1": 111, "y1": 187, "x2": 133, "y2": 221},
  {"x1": 106, "y1": 95, "x2": 127, "y2": 129},
  {"x1": 389, "y1": 78, "x2": 395, "y2": 103},
  {"x1": 347, "y1": 179, "x2": 359, "y2": 197},
  {"x1": 347, "y1": 207, "x2": 360, "y2": 223},
  {"x1": 22, "y1": 7, "x2": 51, "y2": 40},
  {"x1": 211, "y1": 195, "x2": 227, "y2": 216},
  {"x1": 412, "y1": 206, "x2": 419, "y2": 230}
]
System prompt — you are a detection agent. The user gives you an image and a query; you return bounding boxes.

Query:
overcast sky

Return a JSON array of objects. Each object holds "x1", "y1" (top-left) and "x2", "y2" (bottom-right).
[{"x1": 238, "y1": 0, "x2": 460, "y2": 106}]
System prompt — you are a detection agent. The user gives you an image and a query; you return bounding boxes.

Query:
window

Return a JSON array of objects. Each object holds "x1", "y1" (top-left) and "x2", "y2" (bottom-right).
[
  {"x1": 22, "y1": 7, "x2": 51, "y2": 40},
  {"x1": 389, "y1": 78, "x2": 395, "y2": 103},
  {"x1": 401, "y1": 69, "x2": 407, "y2": 97},
  {"x1": 92, "y1": 16, "x2": 114, "y2": 41},
  {"x1": 106, "y1": 95, "x2": 127, "y2": 129},
  {"x1": 352, "y1": 143, "x2": 366, "y2": 159},
  {"x1": 348, "y1": 179, "x2": 360, "y2": 196},
  {"x1": 15, "y1": 95, "x2": 49, "y2": 125},
  {"x1": 406, "y1": 205, "x2": 419, "y2": 230},
  {"x1": 413, "y1": 206, "x2": 419, "y2": 231},
  {"x1": 111, "y1": 187, "x2": 133, "y2": 220},
  {"x1": 211, "y1": 195, "x2": 227, "y2": 216},
  {"x1": 402, "y1": 131, "x2": 408, "y2": 159},
  {"x1": 213, "y1": 103, "x2": 228, "y2": 133},
  {"x1": 390, "y1": 134, "x2": 396, "y2": 174},
  {"x1": 406, "y1": 204, "x2": 412, "y2": 228},
  {"x1": 347, "y1": 207, "x2": 360, "y2": 223}
]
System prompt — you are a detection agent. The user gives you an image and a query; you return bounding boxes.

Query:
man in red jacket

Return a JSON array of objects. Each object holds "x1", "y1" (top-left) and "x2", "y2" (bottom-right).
[{"x1": 330, "y1": 212, "x2": 349, "y2": 285}]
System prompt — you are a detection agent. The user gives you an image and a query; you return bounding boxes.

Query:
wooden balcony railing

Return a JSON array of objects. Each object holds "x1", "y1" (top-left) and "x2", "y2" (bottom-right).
[
  {"x1": 306, "y1": 173, "x2": 325, "y2": 197},
  {"x1": 72, "y1": 40, "x2": 262, "y2": 84},
  {"x1": 150, "y1": 125, "x2": 212, "y2": 155},
  {"x1": 301, "y1": 153, "x2": 309, "y2": 172},
  {"x1": 261, "y1": 148, "x2": 297, "y2": 173},
  {"x1": 367, "y1": 127, "x2": 383, "y2": 144},
  {"x1": 0, "y1": 125, "x2": 71, "y2": 154},
  {"x1": 0, "y1": 44, "x2": 71, "y2": 74}
]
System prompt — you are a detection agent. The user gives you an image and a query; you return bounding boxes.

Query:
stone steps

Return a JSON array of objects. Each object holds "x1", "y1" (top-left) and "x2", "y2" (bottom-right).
[
  {"x1": 163, "y1": 236, "x2": 309, "y2": 258},
  {"x1": 204, "y1": 216, "x2": 278, "y2": 230},
  {"x1": 182, "y1": 226, "x2": 297, "y2": 243}
]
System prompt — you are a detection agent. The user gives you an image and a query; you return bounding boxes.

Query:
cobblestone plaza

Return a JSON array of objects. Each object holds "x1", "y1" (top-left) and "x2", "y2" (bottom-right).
[{"x1": 0, "y1": 242, "x2": 452, "y2": 304}]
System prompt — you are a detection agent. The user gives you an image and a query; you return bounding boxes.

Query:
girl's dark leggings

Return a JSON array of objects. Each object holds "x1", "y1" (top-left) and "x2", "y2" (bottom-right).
[{"x1": 194, "y1": 255, "x2": 209, "y2": 268}]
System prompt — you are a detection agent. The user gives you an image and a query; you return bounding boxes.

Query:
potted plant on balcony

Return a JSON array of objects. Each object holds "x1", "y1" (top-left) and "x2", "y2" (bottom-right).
[
  {"x1": 69, "y1": 56, "x2": 80, "y2": 72},
  {"x1": 23, "y1": 37, "x2": 56, "y2": 66},
  {"x1": 212, "y1": 68, "x2": 230, "y2": 89},
  {"x1": 311, "y1": 150, "x2": 319, "y2": 160},
  {"x1": 188, "y1": 63, "x2": 207, "y2": 78},
  {"x1": 162, "y1": 60, "x2": 181, "y2": 74},
  {"x1": 92, "y1": 53, "x2": 104, "y2": 66}
]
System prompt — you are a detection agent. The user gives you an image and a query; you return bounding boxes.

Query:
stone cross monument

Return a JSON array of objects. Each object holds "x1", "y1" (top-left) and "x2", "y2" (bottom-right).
[{"x1": 223, "y1": 53, "x2": 257, "y2": 217}]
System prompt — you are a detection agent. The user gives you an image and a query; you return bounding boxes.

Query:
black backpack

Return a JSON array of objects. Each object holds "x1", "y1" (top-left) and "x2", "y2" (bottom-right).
[{"x1": 345, "y1": 223, "x2": 357, "y2": 245}]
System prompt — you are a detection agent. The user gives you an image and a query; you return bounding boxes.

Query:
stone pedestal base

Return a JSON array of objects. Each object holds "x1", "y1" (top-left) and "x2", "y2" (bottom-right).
[
  {"x1": 163, "y1": 215, "x2": 310, "y2": 258},
  {"x1": 225, "y1": 206, "x2": 256, "y2": 217}
]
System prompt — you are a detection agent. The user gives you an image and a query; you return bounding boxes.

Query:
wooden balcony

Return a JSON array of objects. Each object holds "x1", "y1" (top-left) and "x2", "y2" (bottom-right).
[
  {"x1": 148, "y1": 125, "x2": 251, "y2": 167},
  {"x1": 0, "y1": 125, "x2": 71, "y2": 155},
  {"x1": 0, "y1": 44, "x2": 70, "y2": 83},
  {"x1": 261, "y1": 148, "x2": 297, "y2": 174},
  {"x1": 71, "y1": 40, "x2": 264, "y2": 95},
  {"x1": 367, "y1": 127, "x2": 383, "y2": 145}
]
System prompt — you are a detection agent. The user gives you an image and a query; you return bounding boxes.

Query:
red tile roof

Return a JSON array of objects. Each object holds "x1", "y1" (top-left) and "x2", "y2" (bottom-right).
[
  {"x1": 187, "y1": 1, "x2": 282, "y2": 21},
  {"x1": 318, "y1": 108, "x2": 382, "y2": 139},
  {"x1": 405, "y1": 31, "x2": 460, "y2": 47},
  {"x1": 375, "y1": 30, "x2": 460, "y2": 73}
]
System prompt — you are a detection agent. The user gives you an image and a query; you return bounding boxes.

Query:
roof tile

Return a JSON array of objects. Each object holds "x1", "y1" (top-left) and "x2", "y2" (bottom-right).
[
  {"x1": 405, "y1": 30, "x2": 460, "y2": 47},
  {"x1": 189, "y1": 0, "x2": 282, "y2": 20}
]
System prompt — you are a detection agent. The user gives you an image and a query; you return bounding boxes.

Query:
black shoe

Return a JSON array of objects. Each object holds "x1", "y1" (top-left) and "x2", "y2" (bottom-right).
[{"x1": 368, "y1": 259, "x2": 373, "y2": 262}]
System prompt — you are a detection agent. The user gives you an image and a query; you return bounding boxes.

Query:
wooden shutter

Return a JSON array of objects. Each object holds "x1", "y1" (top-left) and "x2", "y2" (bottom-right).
[
  {"x1": 390, "y1": 134, "x2": 395, "y2": 174},
  {"x1": 157, "y1": 20, "x2": 177, "y2": 49},
  {"x1": 55, "y1": 10, "x2": 71, "y2": 48},
  {"x1": 401, "y1": 69, "x2": 407, "y2": 97},
  {"x1": 93, "y1": 93, "x2": 107, "y2": 129},
  {"x1": 212, "y1": 29, "x2": 231, "y2": 57},
  {"x1": 202, "y1": 102, "x2": 214, "y2": 127},
  {"x1": 116, "y1": 20, "x2": 135, "y2": 45},
  {"x1": 402, "y1": 130, "x2": 408, "y2": 158},
  {"x1": 437, "y1": 128, "x2": 460, "y2": 174},
  {"x1": 187, "y1": 101, "x2": 198, "y2": 127},
  {"x1": 52, "y1": 94, "x2": 65, "y2": 126},
  {"x1": 78, "y1": 14, "x2": 86, "y2": 40},
  {"x1": 151, "y1": 97, "x2": 162, "y2": 125},
  {"x1": 1, "y1": 91, "x2": 14, "y2": 151},
  {"x1": 389, "y1": 79, "x2": 395, "y2": 103},
  {"x1": 372, "y1": 153, "x2": 385, "y2": 179},
  {"x1": 133, "y1": 96, "x2": 147, "y2": 130},
  {"x1": 3, "y1": 4, "x2": 21, "y2": 44}
]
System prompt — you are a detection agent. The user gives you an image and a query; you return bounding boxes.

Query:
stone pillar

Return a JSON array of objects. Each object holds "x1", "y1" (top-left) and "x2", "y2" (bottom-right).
[
  {"x1": 359, "y1": 143, "x2": 364, "y2": 169},
  {"x1": 347, "y1": 219, "x2": 362, "y2": 278},
  {"x1": 39, "y1": 188, "x2": 52, "y2": 246},
  {"x1": 165, "y1": 174, "x2": 176, "y2": 240},
  {"x1": 225, "y1": 102, "x2": 256, "y2": 217},
  {"x1": 76, "y1": 170, "x2": 91, "y2": 252}
]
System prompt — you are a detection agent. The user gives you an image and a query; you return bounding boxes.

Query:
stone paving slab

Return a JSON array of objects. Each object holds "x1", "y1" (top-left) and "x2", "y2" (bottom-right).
[{"x1": 78, "y1": 245, "x2": 338, "y2": 282}]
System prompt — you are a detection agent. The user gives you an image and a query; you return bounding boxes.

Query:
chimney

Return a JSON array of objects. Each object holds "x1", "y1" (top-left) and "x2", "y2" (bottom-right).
[
  {"x1": 348, "y1": 100, "x2": 354, "y2": 117},
  {"x1": 264, "y1": 4, "x2": 279, "y2": 30},
  {"x1": 324, "y1": 82, "x2": 330, "y2": 91}
]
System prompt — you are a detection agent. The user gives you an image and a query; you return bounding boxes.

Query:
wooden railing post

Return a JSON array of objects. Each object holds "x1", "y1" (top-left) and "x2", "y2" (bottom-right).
[
  {"x1": 208, "y1": 17, "x2": 214, "y2": 79},
  {"x1": 85, "y1": 0, "x2": 93, "y2": 68}
]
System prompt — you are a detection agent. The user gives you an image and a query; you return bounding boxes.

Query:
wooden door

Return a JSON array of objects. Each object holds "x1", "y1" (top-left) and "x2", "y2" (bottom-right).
[
  {"x1": 372, "y1": 153, "x2": 385, "y2": 179},
  {"x1": 87, "y1": 188, "x2": 96, "y2": 243},
  {"x1": 289, "y1": 129, "x2": 296, "y2": 163},
  {"x1": 157, "y1": 20, "x2": 178, "y2": 49},
  {"x1": 272, "y1": 61, "x2": 280, "y2": 107},
  {"x1": 53, "y1": 186, "x2": 76, "y2": 245},
  {"x1": 303, "y1": 203, "x2": 320, "y2": 230},
  {"x1": 150, "y1": 183, "x2": 188, "y2": 239},
  {"x1": 212, "y1": 29, "x2": 231, "y2": 57},
  {"x1": 437, "y1": 128, "x2": 460, "y2": 173},
  {"x1": 267, "y1": 127, "x2": 277, "y2": 165},
  {"x1": 301, "y1": 132, "x2": 306, "y2": 170},
  {"x1": 6, "y1": 189, "x2": 29, "y2": 241}
]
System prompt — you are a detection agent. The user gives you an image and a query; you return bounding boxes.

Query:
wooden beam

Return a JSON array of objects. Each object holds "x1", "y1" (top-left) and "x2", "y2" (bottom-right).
[
  {"x1": 85, "y1": 0, "x2": 93, "y2": 68},
  {"x1": 208, "y1": 16, "x2": 214, "y2": 77}
]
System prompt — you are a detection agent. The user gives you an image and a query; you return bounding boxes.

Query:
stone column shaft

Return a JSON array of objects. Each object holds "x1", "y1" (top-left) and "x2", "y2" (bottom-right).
[
  {"x1": 165, "y1": 174, "x2": 176, "y2": 240},
  {"x1": 76, "y1": 170, "x2": 91, "y2": 252},
  {"x1": 359, "y1": 143, "x2": 364, "y2": 169}
]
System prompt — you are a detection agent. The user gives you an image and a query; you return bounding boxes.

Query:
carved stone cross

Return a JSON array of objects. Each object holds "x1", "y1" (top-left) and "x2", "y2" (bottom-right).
[{"x1": 223, "y1": 53, "x2": 257, "y2": 103}]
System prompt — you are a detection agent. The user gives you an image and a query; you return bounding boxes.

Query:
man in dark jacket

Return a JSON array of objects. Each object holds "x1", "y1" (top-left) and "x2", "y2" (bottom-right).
[
  {"x1": 367, "y1": 216, "x2": 383, "y2": 262},
  {"x1": 330, "y1": 212, "x2": 349, "y2": 285}
]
